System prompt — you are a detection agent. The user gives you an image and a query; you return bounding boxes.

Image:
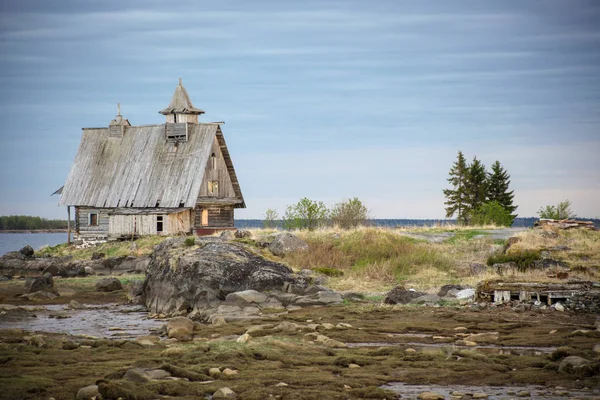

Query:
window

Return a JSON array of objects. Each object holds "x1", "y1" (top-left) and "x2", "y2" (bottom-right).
[
  {"x1": 211, "y1": 153, "x2": 216, "y2": 169},
  {"x1": 156, "y1": 215, "x2": 164, "y2": 233},
  {"x1": 166, "y1": 123, "x2": 188, "y2": 142},
  {"x1": 201, "y1": 209, "x2": 208, "y2": 226},
  {"x1": 208, "y1": 180, "x2": 219, "y2": 195},
  {"x1": 89, "y1": 213, "x2": 98, "y2": 226}
]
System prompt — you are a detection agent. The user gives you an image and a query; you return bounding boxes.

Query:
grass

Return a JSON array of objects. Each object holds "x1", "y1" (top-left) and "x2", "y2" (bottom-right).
[{"x1": 35, "y1": 236, "x2": 166, "y2": 260}]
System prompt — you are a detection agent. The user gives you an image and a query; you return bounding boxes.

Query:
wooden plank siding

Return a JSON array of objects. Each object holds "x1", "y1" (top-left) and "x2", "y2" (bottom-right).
[
  {"x1": 75, "y1": 207, "x2": 109, "y2": 239},
  {"x1": 194, "y1": 206, "x2": 234, "y2": 228},
  {"x1": 197, "y1": 136, "x2": 236, "y2": 199},
  {"x1": 108, "y1": 210, "x2": 191, "y2": 237}
]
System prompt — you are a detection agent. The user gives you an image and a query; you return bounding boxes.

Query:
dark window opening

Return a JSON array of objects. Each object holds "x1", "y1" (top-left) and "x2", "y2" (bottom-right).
[
  {"x1": 179, "y1": 201, "x2": 185, "y2": 207},
  {"x1": 157, "y1": 215, "x2": 164, "y2": 233},
  {"x1": 89, "y1": 213, "x2": 98, "y2": 226},
  {"x1": 211, "y1": 153, "x2": 216, "y2": 169}
]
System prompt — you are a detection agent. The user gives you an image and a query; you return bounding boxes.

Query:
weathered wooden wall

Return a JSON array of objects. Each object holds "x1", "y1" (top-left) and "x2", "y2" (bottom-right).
[
  {"x1": 108, "y1": 210, "x2": 191, "y2": 237},
  {"x1": 76, "y1": 207, "x2": 109, "y2": 238},
  {"x1": 194, "y1": 206, "x2": 234, "y2": 228},
  {"x1": 197, "y1": 136, "x2": 236, "y2": 199}
]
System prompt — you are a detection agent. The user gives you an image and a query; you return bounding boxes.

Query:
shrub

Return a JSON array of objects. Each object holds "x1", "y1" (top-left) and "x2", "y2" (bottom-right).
[
  {"x1": 538, "y1": 199, "x2": 576, "y2": 220},
  {"x1": 184, "y1": 237, "x2": 195, "y2": 247},
  {"x1": 486, "y1": 250, "x2": 541, "y2": 271},
  {"x1": 330, "y1": 197, "x2": 369, "y2": 229},
  {"x1": 471, "y1": 201, "x2": 514, "y2": 226},
  {"x1": 313, "y1": 267, "x2": 344, "y2": 277},
  {"x1": 283, "y1": 198, "x2": 328, "y2": 231}
]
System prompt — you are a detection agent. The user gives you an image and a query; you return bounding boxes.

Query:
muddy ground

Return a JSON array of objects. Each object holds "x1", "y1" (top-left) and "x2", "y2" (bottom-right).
[{"x1": 0, "y1": 276, "x2": 599, "y2": 400}]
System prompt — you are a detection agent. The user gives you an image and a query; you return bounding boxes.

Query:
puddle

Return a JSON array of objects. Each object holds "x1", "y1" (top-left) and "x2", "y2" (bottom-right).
[
  {"x1": 382, "y1": 382, "x2": 599, "y2": 399},
  {"x1": 347, "y1": 341, "x2": 556, "y2": 355},
  {"x1": 0, "y1": 303, "x2": 164, "y2": 339}
]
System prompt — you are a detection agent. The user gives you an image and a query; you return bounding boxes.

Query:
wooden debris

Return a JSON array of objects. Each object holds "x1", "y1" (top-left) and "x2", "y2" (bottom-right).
[{"x1": 534, "y1": 219, "x2": 596, "y2": 230}]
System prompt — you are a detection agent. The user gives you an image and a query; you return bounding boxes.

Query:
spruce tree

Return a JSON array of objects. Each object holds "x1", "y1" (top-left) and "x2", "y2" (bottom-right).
[
  {"x1": 465, "y1": 157, "x2": 487, "y2": 224},
  {"x1": 487, "y1": 160, "x2": 517, "y2": 219},
  {"x1": 443, "y1": 151, "x2": 469, "y2": 224}
]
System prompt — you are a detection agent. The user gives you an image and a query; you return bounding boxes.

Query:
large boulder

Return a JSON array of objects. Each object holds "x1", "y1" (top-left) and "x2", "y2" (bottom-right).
[
  {"x1": 19, "y1": 245, "x2": 35, "y2": 258},
  {"x1": 384, "y1": 285, "x2": 426, "y2": 304},
  {"x1": 143, "y1": 240, "x2": 302, "y2": 315},
  {"x1": 268, "y1": 233, "x2": 308, "y2": 256},
  {"x1": 95, "y1": 277, "x2": 123, "y2": 292}
]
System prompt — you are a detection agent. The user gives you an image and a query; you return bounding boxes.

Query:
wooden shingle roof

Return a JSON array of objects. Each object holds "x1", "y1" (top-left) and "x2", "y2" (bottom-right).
[{"x1": 59, "y1": 123, "x2": 244, "y2": 208}]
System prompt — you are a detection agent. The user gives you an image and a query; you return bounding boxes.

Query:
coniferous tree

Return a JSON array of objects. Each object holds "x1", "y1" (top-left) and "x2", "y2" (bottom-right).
[
  {"x1": 465, "y1": 157, "x2": 487, "y2": 224},
  {"x1": 443, "y1": 151, "x2": 469, "y2": 224},
  {"x1": 487, "y1": 161, "x2": 517, "y2": 220}
]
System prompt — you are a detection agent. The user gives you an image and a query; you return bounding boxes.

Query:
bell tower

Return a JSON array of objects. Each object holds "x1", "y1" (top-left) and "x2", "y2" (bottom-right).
[{"x1": 159, "y1": 78, "x2": 205, "y2": 124}]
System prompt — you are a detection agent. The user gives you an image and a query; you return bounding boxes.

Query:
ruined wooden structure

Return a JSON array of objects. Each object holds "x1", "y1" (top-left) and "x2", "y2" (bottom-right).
[
  {"x1": 534, "y1": 219, "x2": 596, "y2": 230},
  {"x1": 57, "y1": 79, "x2": 245, "y2": 241},
  {"x1": 476, "y1": 280, "x2": 600, "y2": 306}
]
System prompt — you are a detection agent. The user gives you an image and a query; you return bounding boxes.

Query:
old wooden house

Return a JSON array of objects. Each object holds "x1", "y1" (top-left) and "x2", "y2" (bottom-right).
[{"x1": 58, "y1": 79, "x2": 245, "y2": 241}]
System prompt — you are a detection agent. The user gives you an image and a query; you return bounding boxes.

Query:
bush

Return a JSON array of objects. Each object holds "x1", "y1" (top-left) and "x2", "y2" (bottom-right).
[
  {"x1": 486, "y1": 250, "x2": 541, "y2": 271},
  {"x1": 471, "y1": 201, "x2": 514, "y2": 226},
  {"x1": 184, "y1": 237, "x2": 196, "y2": 247},
  {"x1": 330, "y1": 197, "x2": 369, "y2": 229},
  {"x1": 313, "y1": 267, "x2": 344, "y2": 277},
  {"x1": 283, "y1": 198, "x2": 328, "y2": 231},
  {"x1": 538, "y1": 199, "x2": 576, "y2": 220}
]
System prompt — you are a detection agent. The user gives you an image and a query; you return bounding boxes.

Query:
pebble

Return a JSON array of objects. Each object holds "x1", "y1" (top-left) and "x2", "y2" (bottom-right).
[
  {"x1": 275, "y1": 382, "x2": 288, "y2": 387},
  {"x1": 516, "y1": 390, "x2": 530, "y2": 397},
  {"x1": 549, "y1": 329, "x2": 557, "y2": 334},
  {"x1": 344, "y1": 385, "x2": 352, "y2": 390},
  {"x1": 213, "y1": 387, "x2": 236, "y2": 399},
  {"x1": 453, "y1": 327, "x2": 468, "y2": 332},
  {"x1": 348, "y1": 363, "x2": 360, "y2": 368},
  {"x1": 320, "y1": 323, "x2": 335, "y2": 330},
  {"x1": 472, "y1": 393, "x2": 489, "y2": 399},
  {"x1": 209, "y1": 367, "x2": 221, "y2": 377},
  {"x1": 405, "y1": 348, "x2": 416, "y2": 353},
  {"x1": 222, "y1": 368, "x2": 238, "y2": 376},
  {"x1": 417, "y1": 392, "x2": 445, "y2": 400}
]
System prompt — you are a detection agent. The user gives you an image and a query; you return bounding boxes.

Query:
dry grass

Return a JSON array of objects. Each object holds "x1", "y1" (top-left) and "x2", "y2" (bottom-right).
[{"x1": 36, "y1": 235, "x2": 167, "y2": 260}]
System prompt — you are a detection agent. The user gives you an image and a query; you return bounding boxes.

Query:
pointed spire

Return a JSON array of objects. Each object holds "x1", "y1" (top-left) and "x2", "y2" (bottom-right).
[
  {"x1": 117, "y1": 102, "x2": 121, "y2": 116},
  {"x1": 109, "y1": 102, "x2": 130, "y2": 127},
  {"x1": 159, "y1": 79, "x2": 205, "y2": 116}
]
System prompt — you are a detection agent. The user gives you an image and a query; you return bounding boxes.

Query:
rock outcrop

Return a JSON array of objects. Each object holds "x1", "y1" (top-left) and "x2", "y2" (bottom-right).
[
  {"x1": 268, "y1": 233, "x2": 308, "y2": 256},
  {"x1": 143, "y1": 239, "x2": 309, "y2": 316},
  {"x1": 384, "y1": 285, "x2": 426, "y2": 304}
]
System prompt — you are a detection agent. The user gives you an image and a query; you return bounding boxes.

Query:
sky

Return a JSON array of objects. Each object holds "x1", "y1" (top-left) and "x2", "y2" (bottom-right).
[{"x1": 0, "y1": 0, "x2": 599, "y2": 220}]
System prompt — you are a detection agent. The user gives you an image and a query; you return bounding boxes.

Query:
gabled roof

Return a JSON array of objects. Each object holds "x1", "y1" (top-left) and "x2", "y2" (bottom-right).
[
  {"x1": 59, "y1": 124, "x2": 245, "y2": 208},
  {"x1": 159, "y1": 79, "x2": 205, "y2": 115}
]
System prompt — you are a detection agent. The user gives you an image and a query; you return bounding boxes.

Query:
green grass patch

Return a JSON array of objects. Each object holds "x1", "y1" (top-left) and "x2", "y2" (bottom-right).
[
  {"x1": 445, "y1": 230, "x2": 487, "y2": 243},
  {"x1": 313, "y1": 267, "x2": 344, "y2": 277},
  {"x1": 486, "y1": 250, "x2": 541, "y2": 271}
]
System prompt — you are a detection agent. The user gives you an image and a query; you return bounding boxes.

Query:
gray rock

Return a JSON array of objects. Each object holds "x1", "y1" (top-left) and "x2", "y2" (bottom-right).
[
  {"x1": 558, "y1": 356, "x2": 592, "y2": 373},
  {"x1": 438, "y1": 284, "x2": 467, "y2": 297},
  {"x1": 294, "y1": 291, "x2": 343, "y2": 306},
  {"x1": 76, "y1": 384, "x2": 100, "y2": 400},
  {"x1": 95, "y1": 277, "x2": 123, "y2": 292},
  {"x1": 342, "y1": 292, "x2": 365, "y2": 302},
  {"x1": 143, "y1": 240, "x2": 302, "y2": 316},
  {"x1": 166, "y1": 316, "x2": 195, "y2": 341},
  {"x1": 225, "y1": 290, "x2": 268, "y2": 306},
  {"x1": 455, "y1": 288, "x2": 475, "y2": 300},
  {"x1": 26, "y1": 275, "x2": 54, "y2": 294},
  {"x1": 410, "y1": 294, "x2": 441, "y2": 304},
  {"x1": 84, "y1": 266, "x2": 95, "y2": 275},
  {"x1": 220, "y1": 230, "x2": 236, "y2": 240},
  {"x1": 384, "y1": 286, "x2": 426, "y2": 304},
  {"x1": 469, "y1": 263, "x2": 488, "y2": 275},
  {"x1": 494, "y1": 262, "x2": 518, "y2": 275},
  {"x1": 213, "y1": 387, "x2": 237, "y2": 399},
  {"x1": 91, "y1": 252, "x2": 105, "y2": 260},
  {"x1": 19, "y1": 245, "x2": 35, "y2": 258},
  {"x1": 235, "y1": 230, "x2": 252, "y2": 238},
  {"x1": 268, "y1": 233, "x2": 308, "y2": 257}
]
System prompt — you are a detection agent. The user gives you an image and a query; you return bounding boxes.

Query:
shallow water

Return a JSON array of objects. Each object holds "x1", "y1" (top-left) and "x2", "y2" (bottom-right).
[
  {"x1": 0, "y1": 232, "x2": 72, "y2": 256},
  {"x1": 0, "y1": 303, "x2": 163, "y2": 338},
  {"x1": 381, "y1": 382, "x2": 600, "y2": 399},
  {"x1": 346, "y1": 341, "x2": 556, "y2": 356}
]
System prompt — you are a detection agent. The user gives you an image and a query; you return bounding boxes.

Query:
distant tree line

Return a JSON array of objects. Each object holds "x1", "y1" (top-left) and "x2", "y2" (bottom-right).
[{"x1": 0, "y1": 215, "x2": 70, "y2": 230}]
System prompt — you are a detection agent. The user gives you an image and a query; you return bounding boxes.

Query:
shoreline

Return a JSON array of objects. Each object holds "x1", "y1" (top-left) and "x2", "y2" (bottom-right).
[{"x1": 0, "y1": 229, "x2": 68, "y2": 234}]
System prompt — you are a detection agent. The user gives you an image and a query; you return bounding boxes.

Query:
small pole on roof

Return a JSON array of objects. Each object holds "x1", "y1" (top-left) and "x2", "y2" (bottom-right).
[
  {"x1": 179, "y1": 77, "x2": 182, "y2": 85},
  {"x1": 117, "y1": 102, "x2": 121, "y2": 116}
]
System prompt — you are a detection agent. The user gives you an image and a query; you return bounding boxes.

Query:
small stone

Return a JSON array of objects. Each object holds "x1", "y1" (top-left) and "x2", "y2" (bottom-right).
[
  {"x1": 455, "y1": 340, "x2": 477, "y2": 347},
  {"x1": 451, "y1": 392, "x2": 466, "y2": 398},
  {"x1": 275, "y1": 382, "x2": 288, "y2": 387},
  {"x1": 348, "y1": 363, "x2": 360, "y2": 368},
  {"x1": 323, "y1": 338, "x2": 347, "y2": 348},
  {"x1": 549, "y1": 329, "x2": 558, "y2": 335},
  {"x1": 209, "y1": 367, "x2": 221, "y2": 377},
  {"x1": 213, "y1": 387, "x2": 236, "y2": 399},
  {"x1": 405, "y1": 348, "x2": 417, "y2": 353},
  {"x1": 593, "y1": 344, "x2": 600, "y2": 354},
  {"x1": 320, "y1": 323, "x2": 335, "y2": 330},
  {"x1": 222, "y1": 368, "x2": 238, "y2": 376},
  {"x1": 236, "y1": 333, "x2": 251, "y2": 344},
  {"x1": 554, "y1": 302, "x2": 565, "y2": 312},
  {"x1": 472, "y1": 393, "x2": 489, "y2": 399},
  {"x1": 212, "y1": 316, "x2": 227, "y2": 326},
  {"x1": 516, "y1": 390, "x2": 530, "y2": 397},
  {"x1": 95, "y1": 277, "x2": 123, "y2": 292},
  {"x1": 344, "y1": 384, "x2": 352, "y2": 389},
  {"x1": 336, "y1": 322, "x2": 353, "y2": 329},
  {"x1": 554, "y1": 390, "x2": 569, "y2": 396},
  {"x1": 68, "y1": 300, "x2": 86, "y2": 309},
  {"x1": 76, "y1": 384, "x2": 100, "y2": 400},
  {"x1": 417, "y1": 392, "x2": 445, "y2": 400},
  {"x1": 453, "y1": 327, "x2": 468, "y2": 332}
]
